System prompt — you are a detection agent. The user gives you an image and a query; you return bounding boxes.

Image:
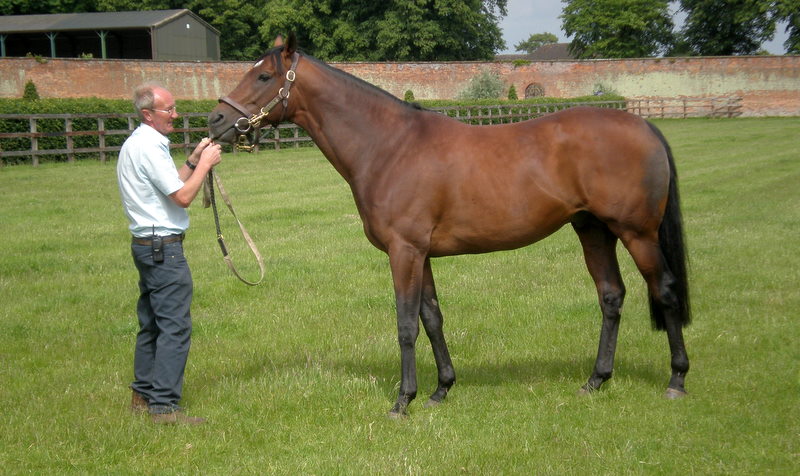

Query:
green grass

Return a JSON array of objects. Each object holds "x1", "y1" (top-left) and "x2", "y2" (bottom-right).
[{"x1": 1, "y1": 117, "x2": 798, "y2": 474}]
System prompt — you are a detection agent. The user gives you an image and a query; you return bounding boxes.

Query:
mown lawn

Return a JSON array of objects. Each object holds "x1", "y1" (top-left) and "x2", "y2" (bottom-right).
[{"x1": 0, "y1": 117, "x2": 797, "y2": 474}]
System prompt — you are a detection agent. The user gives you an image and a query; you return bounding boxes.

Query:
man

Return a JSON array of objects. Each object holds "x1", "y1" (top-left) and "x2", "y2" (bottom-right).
[{"x1": 117, "y1": 82, "x2": 221, "y2": 425}]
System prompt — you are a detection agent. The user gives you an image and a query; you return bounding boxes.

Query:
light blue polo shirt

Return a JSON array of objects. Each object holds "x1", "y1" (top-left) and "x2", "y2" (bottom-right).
[{"x1": 117, "y1": 124, "x2": 188, "y2": 238}]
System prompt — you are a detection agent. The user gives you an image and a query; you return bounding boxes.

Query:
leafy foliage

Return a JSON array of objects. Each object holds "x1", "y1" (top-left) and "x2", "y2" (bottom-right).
[
  {"x1": 258, "y1": 0, "x2": 508, "y2": 61},
  {"x1": 507, "y1": 84, "x2": 518, "y2": 100},
  {"x1": 456, "y1": 69, "x2": 506, "y2": 100},
  {"x1": 678, "y1": 0, "x2": 777, "y2": 55},
  {"x1": 0, "y1": 97, "x2": 217, "y2": 163},
  {"x1": 513, "y1": 32, "x2": 558, "y2": 54},
  {"x1": 22, "y1": 80, "x2": 39, "y2": 100},
  {"x1": 775, "y1": 0, "x2": 800, "y2": 53},
  {"x1": 561, "y1": 0, "x2": 675, "y2": 58},
  {"x1": 4, "y1": 0, "x2": 507, "y2": 61}
]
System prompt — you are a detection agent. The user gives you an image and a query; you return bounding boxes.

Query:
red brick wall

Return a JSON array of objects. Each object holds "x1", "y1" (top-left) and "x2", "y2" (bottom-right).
[{"x1": 1, "y1": 55, "x2": 798, "y2": 116}]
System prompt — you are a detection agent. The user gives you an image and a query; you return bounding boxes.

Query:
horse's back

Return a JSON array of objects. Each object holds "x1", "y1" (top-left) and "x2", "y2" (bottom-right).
[{"x1": 408, "y1": 107, "x2": 670, "y2": 255}]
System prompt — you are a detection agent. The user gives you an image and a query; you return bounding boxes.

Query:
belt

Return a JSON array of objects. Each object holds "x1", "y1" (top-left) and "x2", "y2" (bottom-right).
[{"x1": 132, "y1": 234, "x2": 185, "y2": 246}]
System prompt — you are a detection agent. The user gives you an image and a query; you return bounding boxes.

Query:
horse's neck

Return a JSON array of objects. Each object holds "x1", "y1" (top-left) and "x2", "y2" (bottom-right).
[{"x1": 292, "y1": 61, "x2": 412, "y2": 185}]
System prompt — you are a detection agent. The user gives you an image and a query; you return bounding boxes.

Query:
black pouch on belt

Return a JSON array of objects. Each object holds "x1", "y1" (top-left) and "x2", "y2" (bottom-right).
[{"x1": 152, "y1": 235, "x2": 164, "y2": 263}]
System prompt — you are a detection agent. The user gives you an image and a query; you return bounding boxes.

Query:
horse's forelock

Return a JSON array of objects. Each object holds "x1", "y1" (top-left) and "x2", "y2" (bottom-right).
[{"x1": 252, "y1": 47, "x2": 288, "y2": 72}]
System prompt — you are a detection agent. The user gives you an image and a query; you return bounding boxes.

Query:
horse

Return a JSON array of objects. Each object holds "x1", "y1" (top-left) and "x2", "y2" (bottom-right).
[{"x1": 208, "y1": 34, "x2": 691, "y2": 417}]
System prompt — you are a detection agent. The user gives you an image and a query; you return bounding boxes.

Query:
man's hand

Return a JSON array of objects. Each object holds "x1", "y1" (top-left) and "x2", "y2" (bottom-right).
[
  {"x1": 187, "y1": 138, "x2": 221, "y2": 169},
  {"x1": 172, "y1": 138, "x2": 223, "y2": 208},
  {"x1": 197, "y1": 139, "x2": 222, "y2": 170}
]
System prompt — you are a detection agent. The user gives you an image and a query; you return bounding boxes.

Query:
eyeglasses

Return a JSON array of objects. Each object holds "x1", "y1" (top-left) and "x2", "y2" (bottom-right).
[{"x1": 147, "y1": 105, "x2": 177, "y2": 114}]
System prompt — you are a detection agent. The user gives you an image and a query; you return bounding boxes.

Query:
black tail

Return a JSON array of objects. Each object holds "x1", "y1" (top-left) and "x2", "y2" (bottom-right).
[{"x1": 647, "y1": 122, "x2": 691, "y2": 330}]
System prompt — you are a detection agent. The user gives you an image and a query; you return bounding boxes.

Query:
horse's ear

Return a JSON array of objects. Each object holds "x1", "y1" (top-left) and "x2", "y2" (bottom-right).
[
  {"x1": 273, "y1": 35, "x2": 284, "y2": 47},
  {"x1": 285, "y1": 32, "x2": 297, "y2": 56}
]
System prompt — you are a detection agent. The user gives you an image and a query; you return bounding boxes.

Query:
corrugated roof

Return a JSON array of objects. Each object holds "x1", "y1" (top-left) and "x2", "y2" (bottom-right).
[{"x1": 0, "y1": 9, "x2": 218, "y2": 34}]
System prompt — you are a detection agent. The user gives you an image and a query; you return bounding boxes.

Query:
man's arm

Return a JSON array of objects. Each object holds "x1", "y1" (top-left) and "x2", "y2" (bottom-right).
[{"x1": 170, "y1": 139, "x2": 222, "y2": 208}]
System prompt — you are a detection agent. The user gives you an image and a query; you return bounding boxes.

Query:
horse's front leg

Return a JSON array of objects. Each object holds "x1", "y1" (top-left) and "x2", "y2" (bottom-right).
[{"x1": 387, "y1": 243, "x2": 426, "y2": 418}]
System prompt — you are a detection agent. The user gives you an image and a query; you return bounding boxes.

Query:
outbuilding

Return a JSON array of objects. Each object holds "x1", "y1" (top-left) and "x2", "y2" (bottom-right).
[{"x1": 0, "y1": 9, "x2": 220, "y2": 61}]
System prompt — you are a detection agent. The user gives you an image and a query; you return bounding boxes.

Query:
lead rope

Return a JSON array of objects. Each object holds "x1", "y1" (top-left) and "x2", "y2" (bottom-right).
[{"x1": 206, "y1": 169, "x2": 265, "y2": 285}]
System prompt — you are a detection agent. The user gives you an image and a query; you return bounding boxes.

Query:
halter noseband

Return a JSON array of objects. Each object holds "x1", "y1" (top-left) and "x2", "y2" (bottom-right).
[{"x1": 218, "y1": 51, "x2": 300, "y2": 151}]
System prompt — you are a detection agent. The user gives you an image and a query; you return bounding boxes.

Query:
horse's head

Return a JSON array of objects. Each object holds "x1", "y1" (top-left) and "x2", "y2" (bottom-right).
[{"x1": 208, "y1": 34, "x2": 300, "y2": 148}]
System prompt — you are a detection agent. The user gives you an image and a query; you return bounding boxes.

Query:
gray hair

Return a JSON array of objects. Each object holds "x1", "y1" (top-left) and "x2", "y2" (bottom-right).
[{"x1": 133, "y1": 82, "x2": 165, "y2": 120}]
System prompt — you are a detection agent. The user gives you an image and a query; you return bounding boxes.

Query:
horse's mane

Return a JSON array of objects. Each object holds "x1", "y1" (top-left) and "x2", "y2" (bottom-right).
[{"x1": 261, "y1": 47, "x2": 425, "y2": 113}]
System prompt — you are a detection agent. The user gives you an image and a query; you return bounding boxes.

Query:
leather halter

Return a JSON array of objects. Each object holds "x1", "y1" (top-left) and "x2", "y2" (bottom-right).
[{"x1": 218, "y1": 52, "x2": 300, "y2": 146}]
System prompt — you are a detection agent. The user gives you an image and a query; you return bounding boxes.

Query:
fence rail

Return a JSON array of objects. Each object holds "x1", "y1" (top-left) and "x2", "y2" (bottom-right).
[
  {"x1": 626, "y1": 97, "x2": 742, "y2": 118},
  {"x1": 0, "y1": 97, "x2": 740, "y2": 165}
]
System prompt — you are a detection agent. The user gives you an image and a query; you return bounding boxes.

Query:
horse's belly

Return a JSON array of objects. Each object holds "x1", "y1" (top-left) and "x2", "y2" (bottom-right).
[{"x1": 428, "y1": 205, "x2": 572, "y2": 256}]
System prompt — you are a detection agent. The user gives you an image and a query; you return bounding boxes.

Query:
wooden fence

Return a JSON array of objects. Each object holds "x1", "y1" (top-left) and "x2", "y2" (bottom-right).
[
  {"x1": 0, "y1": 97, "x2": 740, "y2": 166},
  {"x1": 626, "y1": 96, "x2": 742, "y2": 118}
]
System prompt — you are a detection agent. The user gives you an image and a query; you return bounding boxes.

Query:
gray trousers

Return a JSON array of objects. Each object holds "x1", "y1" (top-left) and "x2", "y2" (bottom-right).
[{"x1": 130, "y1": 240, "x2": 193, "y2": 413}]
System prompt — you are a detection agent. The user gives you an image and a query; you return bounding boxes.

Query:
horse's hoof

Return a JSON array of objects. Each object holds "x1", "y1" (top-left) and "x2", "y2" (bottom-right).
[
  {"x1": 387, "y1": 402, "x2": 409, "y2": 419},
  {"x1": 423, "y1": 398, "x2": 441, "y2": 408},
  {"x1": 577, "y1": 384, "x2": 597, "y2": 396},
  {"x1": 664, "y1": 387, "x2": 688, "y2": 399},
  {"x1": 387, "y1": 409, "x2": 408, "y2": 420}
]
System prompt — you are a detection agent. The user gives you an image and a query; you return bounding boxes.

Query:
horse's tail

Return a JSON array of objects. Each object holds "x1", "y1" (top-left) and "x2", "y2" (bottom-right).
[{"x1": 647, "y1": 122, "x2": 691, "y2": 331}]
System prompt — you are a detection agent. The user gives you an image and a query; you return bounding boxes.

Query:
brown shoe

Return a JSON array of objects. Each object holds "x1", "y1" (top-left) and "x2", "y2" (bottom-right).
[
  {"x1": 131, "y1": 391, "x2": 149, "y2": 413},
  {"x1": 151, "y1": 410, "x2": 206, "y2": 425}
]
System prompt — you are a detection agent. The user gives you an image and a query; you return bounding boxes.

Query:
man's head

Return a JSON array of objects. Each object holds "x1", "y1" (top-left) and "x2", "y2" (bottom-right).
[{"x1": 133, "y1": 82, "x2": 178, "y2": 135}]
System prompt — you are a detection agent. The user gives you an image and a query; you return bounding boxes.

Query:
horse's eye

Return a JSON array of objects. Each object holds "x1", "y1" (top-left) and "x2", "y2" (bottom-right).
[{"x1": 258, "y1": 73, "x2": 271, "y2": 82}]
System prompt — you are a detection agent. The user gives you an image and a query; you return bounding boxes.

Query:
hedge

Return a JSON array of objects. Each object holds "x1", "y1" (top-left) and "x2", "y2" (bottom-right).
[{"x1": 0, "y1": 98, "x2": 219, "y2": 163}]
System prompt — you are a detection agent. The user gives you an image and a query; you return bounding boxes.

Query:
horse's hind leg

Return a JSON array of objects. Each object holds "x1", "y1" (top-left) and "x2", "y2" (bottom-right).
[
  {"x1": 621, "y1": 234, "x2": 690, "y2": 398},
  {"x1": 572, "y1": 216, "x2": 626, "y2": 394},
  {"x1": 419, "y1": 258, "x2": 455, "y2": 407}
]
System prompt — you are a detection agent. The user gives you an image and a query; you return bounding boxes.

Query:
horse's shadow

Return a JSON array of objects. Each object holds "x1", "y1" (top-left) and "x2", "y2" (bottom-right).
[
  {"x1": 204, "y1": 347, "x2": 666, "y2": 401},
  {"x1": 339, "y1": 354, "x2": 666, "y2": 393}
]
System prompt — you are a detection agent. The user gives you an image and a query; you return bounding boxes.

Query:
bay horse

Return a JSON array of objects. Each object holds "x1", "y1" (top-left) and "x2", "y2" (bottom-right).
[{"x1": 208, "y1": 35, "x2": 691, "y2": 417}]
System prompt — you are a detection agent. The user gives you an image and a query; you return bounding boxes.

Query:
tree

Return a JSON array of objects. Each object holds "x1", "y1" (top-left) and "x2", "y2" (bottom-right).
[
  {"x1": 776, "y1": 0, "x2": 800, "y2": 53},
  {"x1": 678, "y1": 0, "x2": 777, "y2": 55},
  {"x1": 4, "y1": 0, "x2": 509, "y2": 61},
  {"x1": 561, "y1": 0, "x2": 674, "y2": 58},
  {"x1": 259, "y1": 0, "x2": 508, "y2": 61},
  {"x1": 514, "y1": 33, "x2": 558, "y2": 54},
  {"x1": 191, "y1": 0, "x2": 269, "y2": 60}
]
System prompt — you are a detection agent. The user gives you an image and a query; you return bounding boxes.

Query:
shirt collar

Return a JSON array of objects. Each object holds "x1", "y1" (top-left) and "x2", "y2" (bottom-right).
[{"x1": 137, "y1": 123, "x2": 170, "y2": 146}]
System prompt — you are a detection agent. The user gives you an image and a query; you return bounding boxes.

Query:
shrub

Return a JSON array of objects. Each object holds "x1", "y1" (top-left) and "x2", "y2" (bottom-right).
[
  {"x1": 404, "y1": 90, "x2": 415, "y2": 102},
  {"x1": 507, "y1": 85, "x2": 518, "y2": 100},
  {"x1": 592, "y1": 83, "x2": 619, "y2": 96},
  {"x1": 23, "y1": 81, "x2": 39, "y2": 101},
  {"x1": 457, "y1": 70, "x2": 506, "y2": 100}
]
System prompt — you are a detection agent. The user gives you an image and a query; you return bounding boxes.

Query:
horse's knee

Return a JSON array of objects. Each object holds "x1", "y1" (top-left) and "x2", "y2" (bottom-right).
[{"x1": 397, "y1": 323, "x2": 419, "y2": 347}]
